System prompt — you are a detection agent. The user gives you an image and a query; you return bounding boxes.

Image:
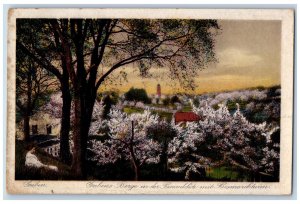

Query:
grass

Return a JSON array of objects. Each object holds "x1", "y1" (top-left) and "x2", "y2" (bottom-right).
[
  {"x1": 123, "y1": 106, "x2": 173, "y2": 122},
  {"x1": 15, "y1": 140, "x2": 72, "y2": 180},
  {"x1": 150, "y1": 103, "x2": 165, "y2": 108},
  {"x1": 123, "y1": 106, "x2": 144, "y2": 114},
  {"x1": 152, "y1": 110, "x2": 173, "y2": 122},
  {"x1": 205, "y1": 166, "x2": 253, "y2": 181},
  {"x1": 182, "y1": 105, "x2": 192, "y2": 112},
  {"x1": 15, "y1": 139, "x2": 276, "y2": 181}
]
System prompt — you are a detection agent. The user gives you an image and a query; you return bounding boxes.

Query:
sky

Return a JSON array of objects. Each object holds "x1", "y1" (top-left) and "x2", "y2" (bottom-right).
[{"x1": 100, "y1": 20, "x2": 281, "y2": 95}]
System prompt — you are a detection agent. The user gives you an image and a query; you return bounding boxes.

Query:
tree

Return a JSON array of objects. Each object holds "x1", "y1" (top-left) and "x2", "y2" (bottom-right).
[
  {"x1": 16, "y1": 47, "x2": 56, "y2": 141},
  {"x1": 88, "y1": 100, "x2": 105, "y2": 136},
  {"x1": 170, "y1": 95, "x2": 180, "y2": 104},
  {"x1": 102, "y1": 95, "x2": 113, "y2": 119},
  {"x1": 42, "y1": 92, "x2": 106, "y2": 137},
  {"x1": 125, "y1": 87, "x2": 151, "y2": 104},
  {"x1": 17, "y1": 19, "x2": 219, "y2": 178},
  {"x1": 168, "y1": 101, "x2": 280, "y2": 180},
  {"x1": 192, "y1": 97, "x2": 200, "y2": 107},
  {"x1": 17, "y1": 19, "x2": 73, "y2": 164},
  {"x1": 146, "y1": 121, "x2": 178, "y2": 179},
  {"x1": 162, "y1": 97, "x2": 171, "y2": 106},
  {"x1": 89, "y1": 109, "x2": 161, "y2": 180},
  {"x1": 96, "y1": 91, "x2": 119, "y2": 119}
]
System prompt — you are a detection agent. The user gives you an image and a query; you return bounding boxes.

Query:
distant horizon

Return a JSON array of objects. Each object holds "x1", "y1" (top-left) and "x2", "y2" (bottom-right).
[{"x1": 99, "y1": 83, "x2": 281, "y2": 96}]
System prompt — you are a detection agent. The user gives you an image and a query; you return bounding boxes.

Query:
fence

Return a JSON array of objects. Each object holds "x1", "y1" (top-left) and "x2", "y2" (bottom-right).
[
  {"x1": 44, "y1": 145, "x2": 60, "y2": 158},
  {"x1": 41, "y1": 140, "x2": 74, "y2": 158}
]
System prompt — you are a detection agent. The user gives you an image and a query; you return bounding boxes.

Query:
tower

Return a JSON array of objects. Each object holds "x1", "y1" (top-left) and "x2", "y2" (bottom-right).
[{"x1": 157, "y1": 84, "x2": 161, "y2": 98}]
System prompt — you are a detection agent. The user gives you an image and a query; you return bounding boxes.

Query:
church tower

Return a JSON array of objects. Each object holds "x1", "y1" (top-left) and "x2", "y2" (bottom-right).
[{"x1": 157, "y1": 84, "x2": 161, "y2": 98}]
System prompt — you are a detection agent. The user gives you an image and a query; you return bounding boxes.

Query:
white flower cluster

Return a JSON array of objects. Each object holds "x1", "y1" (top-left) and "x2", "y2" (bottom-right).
[
  {"x1": 168, "y1": 101, "x2": 280, "y2": 179},
  {"x1": 89, "y1": 100, "x2": 106, "y2": 135},
  {"x1": 197, "y1": 89, "x2": 268, "y2": 107},
  {"x1": 88, "y1": 96, "x2": 280, "y2": 180},
  {"x1": 41, "y1": 92, "x2": 64, "y2": 119},
  {"x1": 89, "y1": 109, "x2": 161, "y2": 166},
  {"x1": 41, "y1": 92, "x2": 106, "y2": 136}
]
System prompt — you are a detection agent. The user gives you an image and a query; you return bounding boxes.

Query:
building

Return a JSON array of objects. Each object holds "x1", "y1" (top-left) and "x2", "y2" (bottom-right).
[
  {"x1": 174, "y1": 112, "x2": 201, "y2": 124},
  {"x1": 157, "y1": 84, "x2": 161, "y2": 98}
]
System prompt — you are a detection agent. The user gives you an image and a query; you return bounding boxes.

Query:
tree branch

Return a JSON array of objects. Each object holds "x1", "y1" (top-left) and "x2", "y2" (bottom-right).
[
  {"x1": 17, "y1": 41, "x2": 63, "y2": 80},
  {"x1": 50, "y1": 19, "x2": 76, "y2": 86}
]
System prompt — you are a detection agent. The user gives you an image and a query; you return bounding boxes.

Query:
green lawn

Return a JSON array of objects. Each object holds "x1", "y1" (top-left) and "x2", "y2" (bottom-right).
[
  {"x1": 15, "y1": 140, "x2": 72, "y2": 180},
  {"x1": 152, "y1": 110, "x2": 173, "y2": 122},
  {"x1": 123, "y1": 106, "x2": 144, "y2": 114},
  {"x1": 150, "y1": 103, "x2": 175, "y2": 109},
  {"x1": 123, "y1": 106, "x2": 173, "y2": 122},
  {"x1": 182, "y1": 105, "x2": 192, "y2": 112},
  {"x1": 206, "y1": 166, "x2": 249, "y2": 181}
]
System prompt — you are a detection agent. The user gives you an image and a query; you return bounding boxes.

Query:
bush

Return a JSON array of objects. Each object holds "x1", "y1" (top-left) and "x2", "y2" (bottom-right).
[
  {"x1": 162, "y1": 97, "x2": 170, "y2": 106},
  {"x1": 125, "y1": 87, "x2": 151, "y2": 104},
  {"x1": 170, "y1": 95, "x2": 180, "y2": 104}
]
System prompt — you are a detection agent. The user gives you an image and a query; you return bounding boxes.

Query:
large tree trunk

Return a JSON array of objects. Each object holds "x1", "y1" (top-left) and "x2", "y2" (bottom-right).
[
  {"x1": 23, "y1": 114, "x2": 30, "y2": 141},
  {"x1": 71, "y1": 89, "x2": 95, "y2": 178},
  {"x1": 161, "y1": 142, "x2": 169, "y2": 180},
  {"x1": 71, "y1": 93, "x2": 84, "y2": 178},
  {"x1": 59, "y1": 80, "x2": 72, "y2": 164},
  {"x1": 129, "y1": 121, "x2": 140, "y2": 181},
  {"x1": 131, "y1": 160, "x2": 140, "y2": 181}
]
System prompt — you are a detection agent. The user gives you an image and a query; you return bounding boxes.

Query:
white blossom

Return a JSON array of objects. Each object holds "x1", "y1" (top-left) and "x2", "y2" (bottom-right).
[
  {"x1": 89, "y1": 109, "x2": 161, "y2": 167},
  {"x1": 168, "y1": 100, "x2": 280, "y2": 178}
]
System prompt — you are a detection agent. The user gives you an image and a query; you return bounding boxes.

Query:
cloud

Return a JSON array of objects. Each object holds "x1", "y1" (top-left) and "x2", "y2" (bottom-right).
[{"x1": 218, "y1": 47, "x2": 262, "y2": 68}]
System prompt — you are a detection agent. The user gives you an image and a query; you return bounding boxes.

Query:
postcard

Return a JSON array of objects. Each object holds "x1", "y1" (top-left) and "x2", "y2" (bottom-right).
[{"x1": 6, "y1": 8, "x2": 294, "y2": 194}]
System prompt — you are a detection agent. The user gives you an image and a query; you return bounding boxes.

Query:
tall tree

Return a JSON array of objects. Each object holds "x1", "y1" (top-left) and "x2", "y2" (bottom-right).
[
  {"x1": 17, "y1": 19, "x2": 220, "y2": 178},
  {"x1": 17, "y1": 20, "x2": 72, "y2": 163},
  {"x1": 16, "y1": 48, "x2": 56, "y2": 141}
]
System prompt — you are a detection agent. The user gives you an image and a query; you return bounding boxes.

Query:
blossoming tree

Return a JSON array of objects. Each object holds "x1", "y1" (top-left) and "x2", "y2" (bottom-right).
[
  {"x1": 89, "y1": 109, "x2": 161, "y2": 180},
  {"x1": 42, "y1": 93, "x2": 105, "y2": 159},
  {"x1": 168, "y1": 101, "x2": 280, "y2": 180}
]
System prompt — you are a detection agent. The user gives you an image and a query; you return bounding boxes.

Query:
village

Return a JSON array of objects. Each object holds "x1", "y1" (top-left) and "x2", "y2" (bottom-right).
[
  {"x1": 18, "y1": 83, "x2": 202, "y2": 157},
  {"x1": 15, "y1": 83, "x2": 281, "y2": 182}
]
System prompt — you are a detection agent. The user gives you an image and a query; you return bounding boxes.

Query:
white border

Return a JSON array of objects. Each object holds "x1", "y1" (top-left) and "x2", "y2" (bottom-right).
[{"x1": 4, "y1": 9, "x2": 293, "y2": 197}]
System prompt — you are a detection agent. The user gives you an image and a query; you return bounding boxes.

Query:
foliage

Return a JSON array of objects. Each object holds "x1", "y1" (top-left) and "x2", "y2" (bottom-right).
[
  {"x1": 15, "y1": 140, "x2": 72, "y2": 180},
  {"x1": 16, "y1": 44, "x2": 58, "y2": 140},
  {"x1": 146, "y1": 121, "x2": 178, "y2": 179},
  {"x1": 17, "y1": 18, "x2": 220, "y2": 176},
  {"x1": 123, "y1": 106, "x2": 145, "y2": 114},
  {"x1": 162, "y1": 97, "x2": 171, "y2": 106},
  {"x1": 168, "y1": 101, "x2": 280, "y2": 180},
  {"x1": 102, "y1": 95, "x2": 116, "y2": 119},
  {"x1": 170, "y1": 95, "x2": 180, "y2": 104},
  {"x1": 147, "y1": 120, "x2": 178, "y2": 145},
  {"x1": 41, "y1": 92, "x2": 105, "y2": 136},
  {"x1": 89, "y1": 100, "x2": 106, "y2": 136},
  {"x1": 198, "y1": 88, "x2": 268, "y2": 108},
  {"x1": 124, "y1": 87, "x2": 151, "y2": 104},
  {"x1": 182, "y1": 105, "x2": 192, "y2": 112},
  {"x1": 192, "y1": 97, "x2": 200, "y2": 107},
  {"x1": 42, "y1": 92, "x2": 65, "y2": 119},
  {"x1": 89, "y1": 109, "x2": 161, "y2": 179}
]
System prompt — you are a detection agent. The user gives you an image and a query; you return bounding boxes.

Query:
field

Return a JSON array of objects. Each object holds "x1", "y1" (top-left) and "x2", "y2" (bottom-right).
[{"x1": 123, "y1": 106, "x2": 174, "y2": 122}]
